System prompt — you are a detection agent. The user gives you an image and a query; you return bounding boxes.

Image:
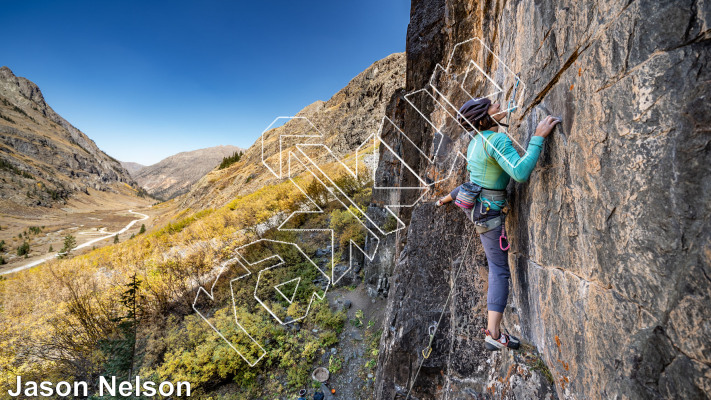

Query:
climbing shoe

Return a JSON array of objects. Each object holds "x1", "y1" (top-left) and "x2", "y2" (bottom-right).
[{"x1": 483, "y1": 329, "x2": 520, "y2": 351}]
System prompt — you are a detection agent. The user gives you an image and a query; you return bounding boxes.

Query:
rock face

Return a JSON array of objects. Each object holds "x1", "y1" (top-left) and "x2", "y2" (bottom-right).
[
  {"x1": 129, "y1": 145, "x2": 243, "y2": 200},
  {"x1": 0, "y1": 66, "x2": 134, "y2": 209},
  {"x1": 370, "y1": 0, "x2": 710, "y2": 399}
]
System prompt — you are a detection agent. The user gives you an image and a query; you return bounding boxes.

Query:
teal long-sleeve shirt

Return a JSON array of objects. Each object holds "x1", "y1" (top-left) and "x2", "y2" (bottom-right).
[{"x1": 466, "y1": 130, "x2": 545, "y2": 209}]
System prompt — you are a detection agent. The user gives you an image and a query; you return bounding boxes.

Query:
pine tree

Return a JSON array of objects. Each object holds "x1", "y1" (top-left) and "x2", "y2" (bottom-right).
[
  {"x1": 99, "y1": 274, "x2": 143, "y2": 378},
  {"x1": 16, "y1": 241, "x2": 30, "y2": 256},
  {"x1": 114, "y1": 234, "x2": 119, "y2": 244},
  {"x1": 59, "y1": 234, "x2": 76, "y2": 258},
  {"x1": 139, "y1": 224, "x2": 146, "y2": 234}
]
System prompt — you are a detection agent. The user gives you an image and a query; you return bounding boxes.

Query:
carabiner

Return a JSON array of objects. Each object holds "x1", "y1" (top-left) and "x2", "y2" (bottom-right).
[
  {"x1": 499, "y1": 225, "x2": 510, "y2": 251},
  {"x1": 479, "y1": 200, "x2": 491, "y2": 216}
]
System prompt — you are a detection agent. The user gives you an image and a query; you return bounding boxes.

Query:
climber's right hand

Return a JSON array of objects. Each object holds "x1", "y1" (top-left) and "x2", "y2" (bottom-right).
[{"x1": 534, "y1": 116, "x2": 560, "y2": 138}]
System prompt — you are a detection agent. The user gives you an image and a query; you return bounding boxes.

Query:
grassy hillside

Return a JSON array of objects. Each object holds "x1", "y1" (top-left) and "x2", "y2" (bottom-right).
[{"x1": 0, "y1": 144, "x2": 378, "y2": 398}]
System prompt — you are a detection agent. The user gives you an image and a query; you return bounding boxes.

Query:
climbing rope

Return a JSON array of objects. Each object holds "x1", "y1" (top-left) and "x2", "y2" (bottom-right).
[{"x1": 405, "y1": 229, "x2": 476, "y2": 400}]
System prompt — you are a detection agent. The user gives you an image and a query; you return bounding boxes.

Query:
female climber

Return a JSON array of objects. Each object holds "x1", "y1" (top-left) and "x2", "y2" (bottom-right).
[{"x1": 436, "y1": 97, "x2": 559, "y2": 351}]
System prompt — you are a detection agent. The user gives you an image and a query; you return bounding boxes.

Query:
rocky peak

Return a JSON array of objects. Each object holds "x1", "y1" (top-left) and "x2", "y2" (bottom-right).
[
  {"x1": 0, "y1": 66, "x2": 47, "y2": 107},
  {"x1": 0, "y1": 67, "x2": 135, "y2": 211},
  {"x1": 181, "y1": 52, "x2": 406, "y2": 210}
]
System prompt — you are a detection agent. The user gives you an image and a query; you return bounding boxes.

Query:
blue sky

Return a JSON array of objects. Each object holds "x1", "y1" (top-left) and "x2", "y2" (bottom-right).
[{"x1": 0, "y1": 1, "x2": 410, "y2": 165}]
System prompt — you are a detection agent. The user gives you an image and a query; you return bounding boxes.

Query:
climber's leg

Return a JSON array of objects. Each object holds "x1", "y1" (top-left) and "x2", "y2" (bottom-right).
[
  {"x1": 487, "y1": 310, "x2": 503, "y2": 338},
  {"x1": 478, "y1": 226, "x2": 520, "y2": 350},
  {"x1": 480, "y1": 227, "x2": 510, "y2": 314},
  {"x1": 479, "y1": 227, "x2": 510, "y2": 336}
]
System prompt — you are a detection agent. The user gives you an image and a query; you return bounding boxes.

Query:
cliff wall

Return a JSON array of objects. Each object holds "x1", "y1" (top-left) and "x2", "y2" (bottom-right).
[
  {"x1": 0, "y1": 66, "x2": 135, "y2": 209},
  {"x1": 370, "y1": 0, "x2": 710, "y2": 399}
]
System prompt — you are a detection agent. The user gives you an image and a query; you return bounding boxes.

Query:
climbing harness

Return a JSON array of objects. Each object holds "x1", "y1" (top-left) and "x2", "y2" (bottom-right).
[
  {"x1": 406, "y1": 231, "x2": 476, "y2": 400},
  {"x1": 469, "y1": 188, "x2": 507, "y2": 235}
]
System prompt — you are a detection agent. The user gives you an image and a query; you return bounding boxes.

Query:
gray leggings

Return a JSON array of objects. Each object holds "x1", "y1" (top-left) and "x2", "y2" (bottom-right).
[{"x1": 449, "y1": 186, "x2": 510, "y2": 313}]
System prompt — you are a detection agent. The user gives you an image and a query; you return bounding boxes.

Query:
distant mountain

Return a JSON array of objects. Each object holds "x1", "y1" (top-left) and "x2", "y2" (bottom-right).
[
  {"x1": 182, "y1": 52, "x2": 405, "y2": 210},
  {"x1": 0, "y1": 66, "x2": 135, "y2": 211},
  {"x1": 132, "y1": 145, "x2": 243, "y2": 200},
  {"x1": 120, "y1": 161, "x2": 145, "y2": 175}
]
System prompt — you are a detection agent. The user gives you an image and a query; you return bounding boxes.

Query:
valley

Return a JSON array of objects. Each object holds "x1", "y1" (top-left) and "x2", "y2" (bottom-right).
[
  {"x1": 0, "y1": 52, "x2": 405, "y2": 399},
  {"x1": 0, "y1": 185, "x2": 155, "y2": 274}
]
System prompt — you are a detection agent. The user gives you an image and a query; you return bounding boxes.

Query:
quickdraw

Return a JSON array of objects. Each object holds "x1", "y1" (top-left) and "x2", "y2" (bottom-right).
[
  {"x1": 422, "y1": 322, "x2": 438, "y2": 359},
  {"x1": 505, "y1": 75, "x2": 521, "y2": 131},
  {"x1": 499, "y1": 208, "x2": 510, "y2": 251}
]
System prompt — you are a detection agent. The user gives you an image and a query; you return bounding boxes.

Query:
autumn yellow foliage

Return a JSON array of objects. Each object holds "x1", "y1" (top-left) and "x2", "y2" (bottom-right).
[{"x1": 0, "y1": 148, "x2": 375, "y2": 398}]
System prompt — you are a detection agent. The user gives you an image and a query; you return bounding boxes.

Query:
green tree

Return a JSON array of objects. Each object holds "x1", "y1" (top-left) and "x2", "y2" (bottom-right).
[
  {"x1": 0, "y1": 255, "x2": 5, "y2": 265},
  {"x1": 48, "y1": 244, "x2": 53, "y2": 252},
  {"x1": 16, "y1": 241, "x2": 30, "y2": 256},
  {"x1": 113, "y1": 234, "x2": 119, "y2": 244},
  {"x1": 139, "y1": 224, "x2": 146, "y2": 234},
  {"x1": 99, "y1": 274, "x2": 143, "y2": 378},
  {"x1": 60, "y1": 234, "x2": 76, "y2": 257},
  {"x1": 218, "y1": 151, "x2": 244, "y2": 170},
  {"x1": 0, "y1": 239, "x2": 5, "y2": 252}
]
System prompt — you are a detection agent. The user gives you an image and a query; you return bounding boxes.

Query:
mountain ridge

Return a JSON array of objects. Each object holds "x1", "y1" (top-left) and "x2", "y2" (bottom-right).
[
  {"x1": 181, "y1": 52, "x2": 406, "y2": 210},
  {"x1": 0, "y1": 66, "x2": 136, "y2": 213},
  {"x1": 120, "y1": 161, "x2": 145, "y2": 175},
  {"x1": 130, "y1": 145, "x2": 244, "y2": 200}
]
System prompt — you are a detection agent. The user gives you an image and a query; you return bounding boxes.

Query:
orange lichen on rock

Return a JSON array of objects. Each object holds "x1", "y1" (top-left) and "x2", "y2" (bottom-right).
[
  {"x1": 557, "y1": 358, "x2": 570, "y2": 371},
  {"x1": 555, "y1": 335, "x2": 561, "y2": 348}
]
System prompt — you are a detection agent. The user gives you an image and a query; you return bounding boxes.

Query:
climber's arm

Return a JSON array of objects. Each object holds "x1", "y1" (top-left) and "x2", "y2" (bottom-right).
[
  {"x1": 489, "y1": 135, "x2": 544, "y2": 182},
  {"x1": 489, "y1": 116, "x2": 559, "y2": 182}
]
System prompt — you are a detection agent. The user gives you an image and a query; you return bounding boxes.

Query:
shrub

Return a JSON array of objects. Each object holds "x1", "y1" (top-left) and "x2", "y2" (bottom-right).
[
  {"x1": 383, "y1": 214, "x2": 399, "y2": 232},
  {"x1": 139, "y1": 224, "x2": 146, "y2": 234},
  {"x1": 0, "y1": 112, "x2": 15, "y2": 123},
  {"x1": 16, "y1": 241, "x2": 29, "y2": 256},
  {"x1": 329, "y1": 206, "x2": 366, "y2": 250}
]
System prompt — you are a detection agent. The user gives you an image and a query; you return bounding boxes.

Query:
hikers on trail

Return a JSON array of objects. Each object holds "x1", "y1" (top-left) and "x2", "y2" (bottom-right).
[{"x1": 437, "y1": 97, "x2": 559, "y2": 351}]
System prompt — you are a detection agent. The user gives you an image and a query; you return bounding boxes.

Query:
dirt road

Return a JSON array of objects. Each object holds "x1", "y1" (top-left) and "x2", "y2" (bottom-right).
[{"x1": 1, "y1": 210, "x2": 149, "y2": 275}]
